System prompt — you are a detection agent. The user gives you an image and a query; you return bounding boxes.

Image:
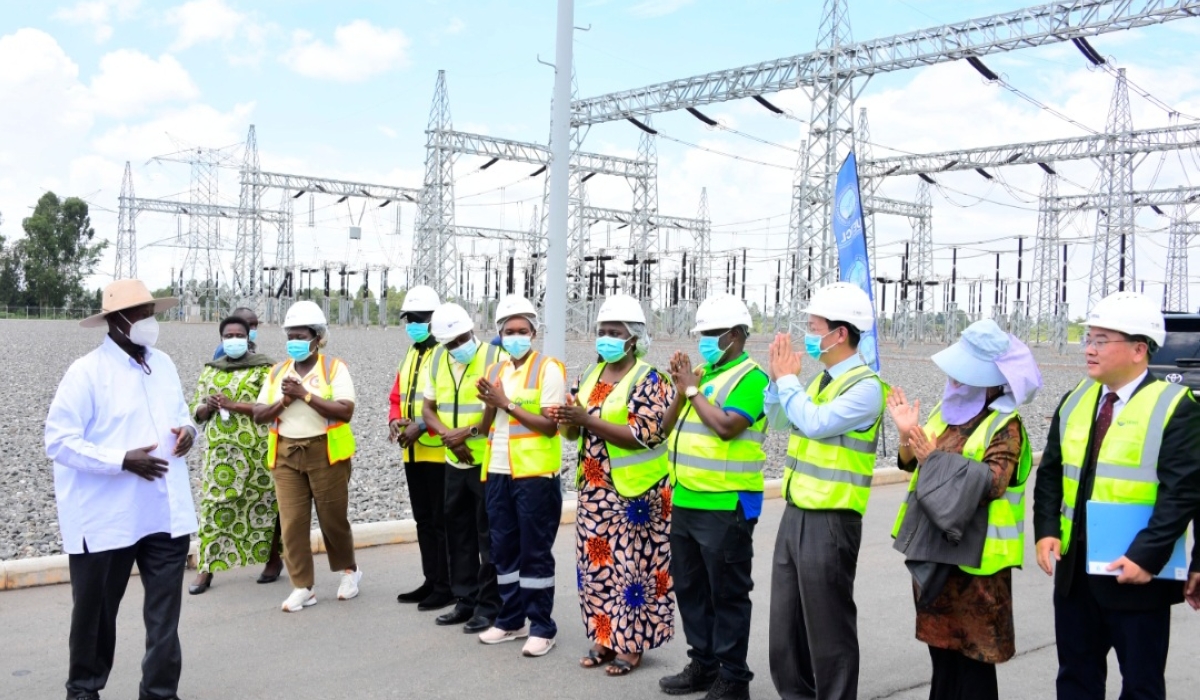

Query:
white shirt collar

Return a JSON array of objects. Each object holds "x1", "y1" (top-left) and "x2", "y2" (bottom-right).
[
  {"x1": 827, "y1": 354, "x2": 865, "y2": 379},
  {"x1": 1105, "y1": 369, "x2": 1148, "y2": 404}
]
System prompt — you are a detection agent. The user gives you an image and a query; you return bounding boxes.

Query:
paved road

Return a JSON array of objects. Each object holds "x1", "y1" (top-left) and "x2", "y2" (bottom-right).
[{"x1": 2, "y1": 478, "x2": 1196, "y2": 700}]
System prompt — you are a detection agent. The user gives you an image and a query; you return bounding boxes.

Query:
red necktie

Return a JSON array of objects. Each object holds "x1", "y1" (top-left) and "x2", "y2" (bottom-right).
[{"x1": 1089, "y1": 392, "x2": 1119, "y2": 467}]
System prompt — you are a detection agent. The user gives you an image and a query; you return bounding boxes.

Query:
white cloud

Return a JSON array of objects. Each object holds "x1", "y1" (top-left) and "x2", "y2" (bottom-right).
[
  {"x1": 91, "y1": 101, "x2": 255, "y2": 162},
  {"x1": 629, "y1": 0, "x2": 695, "y2": 18},
  {"x1": 281, "y1": 21, "x2": 410, "y2": 82},
  {"x1": 53, "y1": 0, "x2": 139, "y2": 43},
  {"x1": 164, "y1": 0, "x2": 246, "y2": 50},
  {"x1": 445, "y1": 17, "x2": 466, "y2": 35},
  {"x1": 88, "y1": 50, "x2": 199, "y2": 117},
  {"x1": 378, "y1": 125, "x2": 398, "y2": 139}
]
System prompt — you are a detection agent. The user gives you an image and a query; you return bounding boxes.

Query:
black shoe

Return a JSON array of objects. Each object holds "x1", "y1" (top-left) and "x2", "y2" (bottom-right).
[
  {"x1": 67, "y1": 694, "x2": 100, "y2": 700},
  {"x1": 462, "y1": 615, "x2": 493, "y2": 634},
  {"x1": 704, "y1": 678, "x2": 749, "y2": 700},
  {"x1": 436, "y1": 606, "x2": 473, "y2": 626},
  {"x1": 396, "y1": 584, "x2": 433, "y2": 604},
  {"x1": 659, "y1": 660, "x2": 719, "y2": 695},
  {"x1": 188, "y1": 573, "x2": 213, "y2": 595},
  {"x1": 417, "y1": 592, "x2": 455, "y2": 611}
]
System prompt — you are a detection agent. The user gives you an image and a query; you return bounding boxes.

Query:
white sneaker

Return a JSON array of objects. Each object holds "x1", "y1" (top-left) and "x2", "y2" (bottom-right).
[
  {"x1": 521, "y1": 636, "x2": 556, "y2": 657},
  {"x1": 478, "y1": 626, "x2": 529, "y2": 645},
  {"x1": 281, "y1": 587, "x2": 316, "y2": 612},
  {"x1": 338, "y1": 568, "x2": 363, "y2": 600}
]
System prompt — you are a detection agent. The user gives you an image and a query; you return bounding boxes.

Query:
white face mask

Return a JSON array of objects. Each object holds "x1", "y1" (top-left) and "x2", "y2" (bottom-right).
[{"x1": 122, "y1": 313, "x2": 160, "y2": 348}]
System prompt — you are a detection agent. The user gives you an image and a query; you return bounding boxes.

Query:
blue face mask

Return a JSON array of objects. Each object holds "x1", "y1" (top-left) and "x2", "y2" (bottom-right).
[
  {"x1": 222, "y1": 337, "x2": 249, "y2": 359},
  {"x1": 501, "y1": 335, "x2": 532, "y2": 359},
  {"x1": 287, "y1": 339, "x2": 313, "y2": 362},
  {"x1": 596, "y1": 336, "x2": 629, "y2": 363},
  {"x1": 698, "y1": 332, "x2": 728, "y2": 366},
  {"x1": 804, "y1": 330, "x2": 834, "y2": 360},
  {"x1": 449, "y1": 337, "x2": 479, "y2": 365},
  {"x1": 248, "y1": 328, "x2": 258, "y2": 343},
  {"x1": 406, "y1": 322, "x2": 431, "y2": 343}
]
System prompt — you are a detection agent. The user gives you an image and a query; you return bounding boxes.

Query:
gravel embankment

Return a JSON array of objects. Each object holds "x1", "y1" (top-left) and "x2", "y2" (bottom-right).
[{"x1": 0, "y1": 320, "x2": 1085, "y2": 560}]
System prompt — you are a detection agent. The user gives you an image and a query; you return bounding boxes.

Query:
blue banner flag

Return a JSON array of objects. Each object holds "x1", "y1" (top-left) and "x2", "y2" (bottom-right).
[{"x1": 832, "y1": 151, "x2": 880, "y2": 371}]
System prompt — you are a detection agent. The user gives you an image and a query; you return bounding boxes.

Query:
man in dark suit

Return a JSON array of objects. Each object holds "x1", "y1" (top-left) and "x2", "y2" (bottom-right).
[{"x1": 1033, "y1": 292, "x2": 1200, "y2": 700}]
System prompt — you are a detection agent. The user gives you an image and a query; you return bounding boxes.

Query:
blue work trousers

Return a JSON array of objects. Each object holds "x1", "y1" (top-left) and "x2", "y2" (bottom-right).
[{"x1": 485, "y1": 473, "x2": 563, "y2": 639}]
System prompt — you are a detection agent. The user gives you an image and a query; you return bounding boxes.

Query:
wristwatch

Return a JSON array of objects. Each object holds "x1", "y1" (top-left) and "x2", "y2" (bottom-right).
[
  {"x1": 506, "y1": 402, "x2": 517, "y2": 412},
  {"x1": 469, "y1": 426, "x2": 480, "y2": 437},
  {"x1": 303, "y1": 393, "x2": 313, "y2": 404},
  {"x1": 685, "y1": 386, "x2": 700, "y2": 399}
]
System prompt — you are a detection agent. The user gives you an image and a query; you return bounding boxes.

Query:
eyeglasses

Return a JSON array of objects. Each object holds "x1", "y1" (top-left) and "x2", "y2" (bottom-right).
[{"x1": 1082, "y1": 338, "x2": 1136, "y2": 350}]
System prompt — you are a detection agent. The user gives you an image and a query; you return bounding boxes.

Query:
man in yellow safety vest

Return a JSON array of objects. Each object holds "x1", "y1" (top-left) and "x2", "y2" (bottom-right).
[
  {"x1": 658, "y1": 294, "x2": 768, "y2": 700},
  {"x1": 764, "y1": 282, "x2": 886, "y2": 700},
  {"x1": 1033, "y1": 291, "x2": 1200, "y2": 700}
]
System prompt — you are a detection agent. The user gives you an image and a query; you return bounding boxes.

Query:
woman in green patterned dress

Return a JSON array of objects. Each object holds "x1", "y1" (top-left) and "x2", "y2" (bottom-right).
[{"x1": 189, "y1": 315, "x2": 279, "y2": 594}]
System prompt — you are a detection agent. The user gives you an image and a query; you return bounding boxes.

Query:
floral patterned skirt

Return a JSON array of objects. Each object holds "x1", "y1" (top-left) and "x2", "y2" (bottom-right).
[{"x1": 575, "y1": 470, "x2": 674, "y2": 655}]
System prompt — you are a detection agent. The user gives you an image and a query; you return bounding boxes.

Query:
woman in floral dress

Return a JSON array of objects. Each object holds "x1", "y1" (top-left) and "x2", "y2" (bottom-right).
[
  {"x1": 188, "y1": 315, "x2": 279, "y2": 594},
  {"x1": 551, "y1": 295, "x2": 676, "y2": 677}
]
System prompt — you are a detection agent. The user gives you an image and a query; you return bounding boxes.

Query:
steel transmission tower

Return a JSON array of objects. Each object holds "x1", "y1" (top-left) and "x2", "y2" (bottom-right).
[
  {"x1": 1088, "y1": 68, "x2": 1136, "y2": 310},
  {"x1": 178, "y1": 148, "x2": 224, "y2": 292},
  {"x1": 694, "y1": 187, "x2": 711, "y2": 302},
  {"x1": 910, "y1": 178, "x2": 934, "y2": 341},
  {"x1": 632, "y1": 119, "x2": 660, "y2": 312},
  {"x1": 1164, "y1": 193, "x2": 1192, "y2": 312},
  {"x1": 857, "y1": 108, "x2": 878, "y2": 270},
  {"x1": 114, "y1": 161, "x2": 137, "y2": 279},
  {"x1": 784, "y1": 0, "x2": 857, "y2": 333},
  {"x1": 1030, "y1": 172, "x2": 1062, "y2": 341},
  {"x1": 234, "y1": 125, "x2": 263, "y2": 302},
  {"x1": 415, "y1": 70, "x2": 458, "y2": 298}
]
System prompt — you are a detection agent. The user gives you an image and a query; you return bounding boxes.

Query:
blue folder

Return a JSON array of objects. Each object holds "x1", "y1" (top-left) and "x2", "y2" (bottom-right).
[{"x1": 1086, "y1": 500, "x2": 1189, "y2": 581}]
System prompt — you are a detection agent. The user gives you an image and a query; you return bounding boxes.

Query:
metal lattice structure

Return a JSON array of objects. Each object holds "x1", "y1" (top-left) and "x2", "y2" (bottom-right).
[
  {"x1": 415, "y1": 70, "x2": 458, "y2": 298},
  {"x1": 233, "y1": 125, "x2": 263, "y2": 301},
  {"x1": 694, "y1": 188, "x2": 711, "y2": 303},
  {"x1": 1089, "y1": 69, "x2": 1136, "y2": 309},
  {"x1": 571, "y1": 1, "x2": 1200, "y2": 125},
  {"x1": 631, "y1": 120, "x2": 661, "y2": 309},
  {"x1": 1043, "y1": 184, "x2": 1200, "y2": 211},
  {"x1": 909, "y1": 178, "x2": 935, "y2": 341},
  {"x1": 1164, "y1": 209, "x2": 1195, "y2": 312},
  {"x1": 782, "y1": 0, "x2": 857, "y2": 333},
  {"x1": 1029, "y1": 172, "x2": 1063, "y2": 341},
  {"x1": 857, "y1": 108, "x2": 878, "y2": 270},
  {"x1": 114, "y1": 161, "x2": 136, "y2": 280}
]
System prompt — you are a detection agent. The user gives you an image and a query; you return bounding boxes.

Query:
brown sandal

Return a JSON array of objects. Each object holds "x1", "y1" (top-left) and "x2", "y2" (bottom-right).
[
  {"x1": 606, "y1": 654, "x2": 641, "y2": 676},
  {"x1": 580, "y1": 647, "x2": 616, "y2": 668}
]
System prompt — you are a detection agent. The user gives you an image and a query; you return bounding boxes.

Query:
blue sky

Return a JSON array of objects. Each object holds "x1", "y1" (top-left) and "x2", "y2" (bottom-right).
[{"x1": 2, "y1": 0, "x2": 1199, "y2": 316}]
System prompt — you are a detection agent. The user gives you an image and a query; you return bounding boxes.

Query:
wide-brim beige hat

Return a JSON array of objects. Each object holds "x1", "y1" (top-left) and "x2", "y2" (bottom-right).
[{"x1": 79, "y1": 279, "x2": 178, "y2": 328}]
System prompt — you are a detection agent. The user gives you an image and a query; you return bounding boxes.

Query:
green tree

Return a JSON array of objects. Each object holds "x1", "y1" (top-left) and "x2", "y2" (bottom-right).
[{"x1": 15, "y1": 193, "x2": 107, "y2": 308}]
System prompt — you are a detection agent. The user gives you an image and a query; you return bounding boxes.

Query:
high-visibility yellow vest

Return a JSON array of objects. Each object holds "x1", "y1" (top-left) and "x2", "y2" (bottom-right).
[
  {"x1": 1056, "y1": 378, "x2": 1190, "y2": 555},
  {"x1": 431, "y1": 342, "x2": 504, "y2": 466},
  {"x1": 265, "y1": 354, "x2": 356, "y2": 468},
  {"x1": 668, "y1": 356, "x2": 767, "y2": 494},
  {"x1": 782, "y1": 364, "x2": 887, "y2": 515},
  {"x1": 576, "y1": 359, "x2": 670, "y2": 498},
  {"x1": 396, "y1": 346, "x2": 445, "y2": 464},
  {"x1": 891, "y1": 406, "x2": 1033, "y2": 575},
  {"x1": 482, "y1": 351, "x2": 564, "y2": 480}
]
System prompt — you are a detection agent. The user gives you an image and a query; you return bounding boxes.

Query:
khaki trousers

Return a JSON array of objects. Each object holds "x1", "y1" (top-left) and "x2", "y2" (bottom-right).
[{"x1": 273, "y1": 435, "x2": 356, "y2": 589}]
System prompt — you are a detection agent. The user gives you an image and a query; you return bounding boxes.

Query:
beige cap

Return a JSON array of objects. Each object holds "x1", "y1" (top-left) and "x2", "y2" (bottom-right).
[{"x1": 79, "y1": 279, "x2": 178, "y2": 328}]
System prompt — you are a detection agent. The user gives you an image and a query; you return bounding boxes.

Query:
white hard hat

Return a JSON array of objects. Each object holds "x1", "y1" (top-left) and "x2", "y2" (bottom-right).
[
  {"x1": 495, "y1": 294, "x2": 537, "y2": 326},
  {"x1": 283, "y1": 300, "x2": 327, "y2": 328},
  {"x1": 431, "y1": 303, "x2": 475, "y2": 344},
  {"x1": 1087, "y1": 291, "x2": 1165, "y2": 347},
  {"x1": 692, "y1": 294, "x2": 752, "y2": 334},
  {"x1": 401, "y1": 285, "x2": 440, "y2": 314},
  {"x1": 596, "y1": 294, "x2": 646, "y2": 325},
  {"x1": 803, "y1": 282, "x2": 875, "y2": 333}
]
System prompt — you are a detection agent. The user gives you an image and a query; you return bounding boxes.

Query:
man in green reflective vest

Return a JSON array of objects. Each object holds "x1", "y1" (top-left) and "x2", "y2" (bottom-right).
[
  {"x1": 764, "y1": 282, "x2": 886, "y2": 700},
  {"x1": 1033, "y1": 291, "x2": 1200, "y2": 700},
  {"x1": 659, "y1": 295, "x2": 768, "y2": 700}
]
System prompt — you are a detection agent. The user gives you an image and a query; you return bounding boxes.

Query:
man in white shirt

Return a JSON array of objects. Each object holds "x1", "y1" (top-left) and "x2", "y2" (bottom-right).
[{"x1": 44, "y1": 279, "x2": 198, "y2": 700}]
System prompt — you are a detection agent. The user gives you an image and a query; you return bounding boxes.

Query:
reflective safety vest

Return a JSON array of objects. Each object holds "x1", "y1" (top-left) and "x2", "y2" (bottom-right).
[
  {"x1": 892, "y1": 407, "x2": 1033, "y2": 576},
  {"x1": 265, "y1": 354, "x2": 356, "y2": 469},
  {"x1": 431, "y1": 342, "x2": 504, "y2": 466},
  {"x1": 482, "y1": 351, "x2": 565, "y2": 480},
  {"x1": 782, "y1": 364, "x2": 887, "y2": 515},
  {"x1": 396, "y1": 346, "x2": 444, "y2": 464},
  {"x1": 668, "y1": 356, "x2": 767, "y2": 494},
  {"x1": 576, "y1": 359, "x2": 670, "y2": 498},
  {"x1": 1056, "y1": 378, "x2": 1189, "y2": 555}
]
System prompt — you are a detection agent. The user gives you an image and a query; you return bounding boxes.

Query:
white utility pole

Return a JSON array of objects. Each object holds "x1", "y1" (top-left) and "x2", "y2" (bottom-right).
[{"x1": 545, "y1": 0, "x2": 574, "y2": 359}]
